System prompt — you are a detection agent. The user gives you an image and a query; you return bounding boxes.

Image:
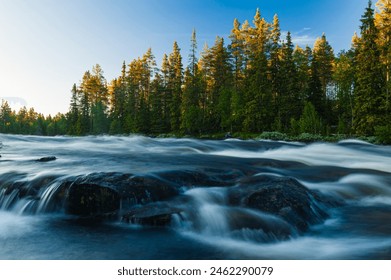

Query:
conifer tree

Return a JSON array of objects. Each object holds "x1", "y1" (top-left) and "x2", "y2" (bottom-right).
[
  {"x1": 269, "y1": 14, "x2": 282, "y2": 128},
  {"x1": 375, "y1": 0, "x2": 391, "y2": 131},
  {"x1": 280, "y1": 32, "x2": 300, "y2": 130},
  {"x1": 168, "y1": 42, "x2": 183, "y2": 132},
  {"x1": 243, "y1": 9, "x2": 272, "y2": 132},
  {"x1": 0, "y1": 100, "x2": 13, "y2": 133},
  {"x1": 181, "y1": 30, "x2": 202, "y2": 134},
  {"x1": 229, "y1": 19, "x2": 246, "y2": 131},
  {"x1": 210, "y1": 37, "x2": 233, "y2": 132},
  {"x1": 354, "y1": 0, "x2": 385, "y2": 135},
  {"x1": 333, "y1": 50, "x2": 355, "y2": 134},
  {"x1": 67, "y1": 83, "x2": 81, "y2": 135}
]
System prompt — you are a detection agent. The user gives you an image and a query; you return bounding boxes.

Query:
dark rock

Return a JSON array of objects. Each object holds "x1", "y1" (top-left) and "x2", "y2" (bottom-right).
[
  {"x1": 228, "y1": 175, "x2": 332, "y2": 232},
  {"x1": 66, "y1": 182, "x2": 120, "y2": 216},
  {"x1": 62, "y1": 172, "x2": 180, "y2": 217},
  {"x1": 36, "y1": 156, "x2": 57, "y2": 162},
  {"x1": 155, "y1": 169, "x2": 235, "y2": 187},
  {"x1": 122, "y1": 203, "x2": 182, "y2": 226}
]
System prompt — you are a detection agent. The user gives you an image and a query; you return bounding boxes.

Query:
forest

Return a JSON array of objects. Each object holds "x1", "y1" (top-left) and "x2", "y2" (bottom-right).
[{"x1": 0, "y1": 0, "x2": 390, "y2": 143}]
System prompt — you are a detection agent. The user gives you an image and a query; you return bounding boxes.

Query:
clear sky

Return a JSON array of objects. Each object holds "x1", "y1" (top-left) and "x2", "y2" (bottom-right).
[{"x1": 0, "y1": 0, "x2": 369, "y2": 116}]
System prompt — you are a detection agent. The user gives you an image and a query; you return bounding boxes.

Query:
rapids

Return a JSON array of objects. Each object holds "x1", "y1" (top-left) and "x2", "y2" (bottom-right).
[{"x1": 0, "y1": 134, "x2": 390, "y2": 259}]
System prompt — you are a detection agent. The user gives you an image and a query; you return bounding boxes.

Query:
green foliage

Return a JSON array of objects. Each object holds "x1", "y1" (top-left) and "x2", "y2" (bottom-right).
[
  {"x1": 354, "y1": 1, "x2": 386, "y2": 135},
  {"x1": 1, "y1": 4, "x2": 390, "y2": 145},
  {"x1": 299, "y1": 102, "x2": 323, "y2": 134},
  {"x1": 257, "y1": 131, "x2": 289, "y2": 141},
  {"x1": 296, "y1": 133, "x2": 323, "y2": 142},
  {"x1": 375, "y1": 125, "x2": 391, "y2": 144}
]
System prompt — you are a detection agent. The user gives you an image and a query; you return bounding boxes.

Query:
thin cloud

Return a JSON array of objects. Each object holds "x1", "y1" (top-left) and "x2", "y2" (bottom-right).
[
  {"x1": 281, "y1": 29, "x2": 317, "y2": 47},
  {"x1": 0, "y1": 97, "x2": 28, "y2": 110}
]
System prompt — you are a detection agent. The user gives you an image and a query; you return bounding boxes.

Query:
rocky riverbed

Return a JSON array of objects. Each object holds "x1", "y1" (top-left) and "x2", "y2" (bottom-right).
[{"x1": 0, "y1": 134, "x2": 390, "y2": 259}]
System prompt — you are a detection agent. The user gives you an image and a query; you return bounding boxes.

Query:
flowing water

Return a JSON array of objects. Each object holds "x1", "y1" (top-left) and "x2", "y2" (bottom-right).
[{"x1": 0, "y1": 134, "x2": 390, "y2": 259}]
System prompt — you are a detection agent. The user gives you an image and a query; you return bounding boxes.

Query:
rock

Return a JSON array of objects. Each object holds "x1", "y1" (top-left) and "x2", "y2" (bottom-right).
[
  {"x1": 122, "y1": 203, "x2": 182, "y2": 226},
  {"x1": 228, "y1": 175, "x2": 332, "y2": 232},
  {"x1": 36, "y1": 156, "x2": 57, "y2": 162},
  {"x1": 63, "y1": 172, "x2": 180, "y2": 217},
  {"x1": 66, "y1": 182, "x2": 120, "y2": 216},
  {"x1": 155, "y1": 169, "x2": 235, "y2": 187}
]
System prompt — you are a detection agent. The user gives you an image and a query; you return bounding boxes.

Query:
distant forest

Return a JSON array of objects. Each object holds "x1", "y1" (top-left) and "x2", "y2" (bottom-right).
[{"x1": 1, "y1": 1, "x2": 390, "y2": 143}]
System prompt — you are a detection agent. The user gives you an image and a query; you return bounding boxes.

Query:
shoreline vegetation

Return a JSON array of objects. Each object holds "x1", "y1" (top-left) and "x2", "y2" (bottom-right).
[{"x1": 1, "y1": 1, "x2": 390, "y2": 144}]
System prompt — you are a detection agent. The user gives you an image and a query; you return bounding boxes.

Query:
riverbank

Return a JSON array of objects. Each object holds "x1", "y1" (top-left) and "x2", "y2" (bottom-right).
[
  {"x1": 150, "y1": 131, "x2": 385, "y2": 145},
  {"x1": 0, "y1": 131, "x2": 389, "y2": 146}
]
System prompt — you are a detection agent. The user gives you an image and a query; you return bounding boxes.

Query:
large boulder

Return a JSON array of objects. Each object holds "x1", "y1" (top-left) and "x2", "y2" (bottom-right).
[
  {"x1": 64, "y1": 172, "x2": 180, "y2": 216},
  {"x1": 66, "y1": 182, "x2": 120, "y2": 216},
  {"x1": 228, "y1": 175, "x2": 332, "y2": 232},
  {"x1": 155, "y1": 169, "x2": 237, "y2": 188}
]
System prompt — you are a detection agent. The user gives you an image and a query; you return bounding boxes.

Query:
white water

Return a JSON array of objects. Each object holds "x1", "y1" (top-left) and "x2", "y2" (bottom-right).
[
  {"x1": 210, "y1": 141, "x2": 391, "y2": 173},
  {"x1": 1, "y1": 134, "x2": 391, "y2": 259}
]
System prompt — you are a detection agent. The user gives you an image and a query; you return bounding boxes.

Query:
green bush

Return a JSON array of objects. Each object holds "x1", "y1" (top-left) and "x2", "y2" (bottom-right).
[
  {"x1": 257, "y1": 131, "x2": 289, "y2": 141},
  {"x1": 374, "y1": 125, "x2": 391, "y2": 144}
]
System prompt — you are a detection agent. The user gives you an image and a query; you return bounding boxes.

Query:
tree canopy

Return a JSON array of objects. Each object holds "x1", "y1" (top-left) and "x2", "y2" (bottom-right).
[{"x1": 1, "y1": 1, "x2": 390, "y2": 143}]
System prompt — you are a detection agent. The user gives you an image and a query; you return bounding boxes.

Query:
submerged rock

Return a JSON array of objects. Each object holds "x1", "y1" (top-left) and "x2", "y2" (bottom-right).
[
  {"x1": 228, "y1": 175, "x2": 333, "y2": 232},
  {"x1": 36, "y1": 156, "x2": 57, "y2": 162},
  {"x1": 122, "y1": 203, "x2": 182, "y2": 226}
]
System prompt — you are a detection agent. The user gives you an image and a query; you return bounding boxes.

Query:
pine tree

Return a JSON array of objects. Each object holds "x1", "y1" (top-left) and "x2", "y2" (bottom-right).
[
  {"x1": 293, "y1": 45, "x2": 311, "y2": 113},
  {"x1": 313, "y1": 34, "x2": 335, "y2": 95},
  {"x1": 229, "y1": 19, "x2": 246, "y2": 131},
  {"x1": 67, "y1": 83, "x2": 81, "y2": 135},
  {"x1": 168, "y1": 42, "x2": 183, "y2": 133},
  {"x1": 354, "y1": 0, "x2": 385, "y2": 135},
  {"x1": 299, "y1": 101, "x2": 322, "y2": 134},
  {"x1": 149, "y1": 73, "x2": 165, "y2": 134},
  {"x1": 333, "y1": 50, "x2": 355, "y2": 134},
  {"x1": 279, "y1": 32, "x2": 300, "y2": 131},
  {"x1": 243, "y1": 9, "x2": 272, "y2": 133},
  {"x1": 0, "y1": 100, "x2": 13, "y2": 133},
  {"x1": 181, "y1": 30, "x2": 202, "y2": 135},
  {"x1": 269, "y1": 14, "x2": 282, "y2": 129},
  {"x1": 160, "y1": 54, "x2": 171, "y2": 131},
  {"x1": 211, "y1": 37, "x2": 233, "y2": 132},
  {"x1": 375, "y1": 0, "x2": 391, "y2": 134}
]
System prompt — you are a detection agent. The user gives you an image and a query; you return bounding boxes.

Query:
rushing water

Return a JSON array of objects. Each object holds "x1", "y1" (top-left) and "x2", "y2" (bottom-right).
[{"x1": 0, "y1": 134, "x2": 390, "y2": 260}]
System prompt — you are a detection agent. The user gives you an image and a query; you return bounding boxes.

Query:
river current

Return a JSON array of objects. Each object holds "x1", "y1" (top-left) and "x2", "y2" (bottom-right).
[{"x1": 0, "y1": 134, "x2": 390, "y2": 259}]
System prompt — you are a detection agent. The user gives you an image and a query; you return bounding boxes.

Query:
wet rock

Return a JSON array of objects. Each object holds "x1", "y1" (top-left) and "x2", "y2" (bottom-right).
[
  {"x1": 122, "y1": 203, "x2": 182, "y2": 226},
  {"x1": 155, "y1": 169, "x2": 236, "y2": 187},
  {"x1": 36, "y1": 156, "x2": 57, "y2": 162},
  {"x1": 228, "y1": 175, "x2": 332, "y2": 232},
  {"x1": 66, "y1": 182, "x2": 120, "y2": 216},
  {"x1": 62, "y1": 172, "x2": 180, "y2": 217}
]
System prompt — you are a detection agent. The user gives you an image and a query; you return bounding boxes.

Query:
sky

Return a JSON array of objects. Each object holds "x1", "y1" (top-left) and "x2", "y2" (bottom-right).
[{"x1": 0, "y1": 0, "x2": 369, "y2": 116}]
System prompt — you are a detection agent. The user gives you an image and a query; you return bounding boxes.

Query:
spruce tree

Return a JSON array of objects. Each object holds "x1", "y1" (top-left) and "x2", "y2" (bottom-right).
[
  {"x1": 181, "y1": 30, "x2": 202, "y2": 135},
  {"x1": 375, "y1": 0, "x2": 391, "y2": 138},
  {"x1": 354, "y1": 0, "x2": 385, "y2": 135},
  {"x1": 168, "y1": 42, "x2": 183, "y2": 133}
]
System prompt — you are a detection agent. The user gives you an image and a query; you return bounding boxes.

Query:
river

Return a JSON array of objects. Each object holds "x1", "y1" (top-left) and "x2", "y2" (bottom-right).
[{"x1": 0, "y1": 134, "x2": 390, "y2": 259}]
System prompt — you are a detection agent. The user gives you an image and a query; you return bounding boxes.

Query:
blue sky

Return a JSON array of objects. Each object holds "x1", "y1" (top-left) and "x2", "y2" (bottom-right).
[{"x1": 0, "y1": 0, "x2": 369, "y2": 116}]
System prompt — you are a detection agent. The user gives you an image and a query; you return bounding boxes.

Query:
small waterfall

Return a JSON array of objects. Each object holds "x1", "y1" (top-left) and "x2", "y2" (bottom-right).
[
  {"x1": 0, "y1": 189, "x2": 20, "y2": 211},
  {"x1": 36, "y1": 180, "x2": 64, "y2": 213},
  {"x1": 0, "y1": 174, "x2": 66, "y2": 215},
  {"x1": 180, "y1": 187, "x2": 230, "y2": 236},
  {"x1": 174, "y1": 187, "x2": 296, "y2": 243}
]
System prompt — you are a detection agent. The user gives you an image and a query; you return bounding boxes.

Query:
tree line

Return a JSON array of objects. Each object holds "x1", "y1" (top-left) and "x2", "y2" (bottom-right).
[{"x1": 1, "y1": 0, "x2": 390, "y2": 142}]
